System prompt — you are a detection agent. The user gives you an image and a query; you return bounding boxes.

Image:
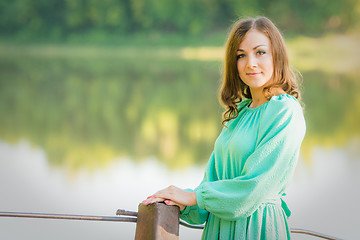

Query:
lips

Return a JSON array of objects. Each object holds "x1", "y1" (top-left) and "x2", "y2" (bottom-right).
[{"x1": 246, "y1": 72, "x2": 261, "y2": 76}]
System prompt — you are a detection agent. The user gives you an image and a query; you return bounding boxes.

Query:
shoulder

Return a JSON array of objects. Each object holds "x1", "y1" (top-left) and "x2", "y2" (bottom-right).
[
  {"x1": 259, "y1": 94, "x2": 306, "y2": 140},
  {"x1": 261, "y1": 94, "x2": 305, "y2": 131},
  {"x1": 264, "y1": 94, "x2": 303, "y2": 117}
]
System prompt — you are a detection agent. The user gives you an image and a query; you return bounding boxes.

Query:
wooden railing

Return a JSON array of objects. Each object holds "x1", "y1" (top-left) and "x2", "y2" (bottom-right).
[{"x1": 0, "y1": 203, "x2": 343, "y2": 240}]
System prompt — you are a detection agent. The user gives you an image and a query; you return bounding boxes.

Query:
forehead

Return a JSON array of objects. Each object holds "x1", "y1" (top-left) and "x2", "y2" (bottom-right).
[{"x1": 238, "y1": 29, "x2": 271, "y2": 49}]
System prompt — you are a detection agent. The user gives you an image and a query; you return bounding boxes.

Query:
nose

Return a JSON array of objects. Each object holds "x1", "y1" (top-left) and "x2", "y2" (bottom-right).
[{"x1": 246, "y1": 55, "x2": 257, "y2": 69}]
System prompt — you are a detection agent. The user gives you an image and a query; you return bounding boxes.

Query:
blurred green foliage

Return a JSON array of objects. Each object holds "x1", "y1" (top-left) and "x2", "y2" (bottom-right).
[
  {"x1": 1, "y1": 0, "x2": 359, "y2": 170},
  {"x1": 0, "y1": 0, "x2": 359, "y2": 43}
]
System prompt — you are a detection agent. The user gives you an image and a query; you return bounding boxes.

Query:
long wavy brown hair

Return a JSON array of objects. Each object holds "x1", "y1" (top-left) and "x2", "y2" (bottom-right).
[{"x1": 219, "y1": 16, "x2": 302, "y2": 126}]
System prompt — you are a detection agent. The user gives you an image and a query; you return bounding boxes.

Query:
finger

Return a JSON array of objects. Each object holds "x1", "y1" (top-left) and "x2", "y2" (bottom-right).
[
  {"x1": 164, "y1": 200, "x2": 186, "y2": 211},
  {"x1": 152, "y1": 191, "x2": 173, "y2": 200},
  {"x1": 164, "y1": 200, "x2": 172, "y2": 204},
  {"x1": 164, "y1": 200, "x2": 177, "y2": 206},
  {"x1": 152, "y1": 185, "x2": 179, "y2": 199},
  {"x1": 142, "y1": 197, "x2": 165, "y2": 205},
  {"x1": 146, "y1": 195, "x2": 156, "y2": 199},
  {"x1": 143, "y1": 193, "x2": 161, "y2": 202}
]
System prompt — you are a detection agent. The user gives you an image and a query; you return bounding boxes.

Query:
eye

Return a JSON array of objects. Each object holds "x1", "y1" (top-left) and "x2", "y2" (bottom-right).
[
  {"x1": 236, "y1": 54, "x2": 245, "y2": 59},
  {"x1": 257, "y1": 50, "x2": 266, "y2": 55}
]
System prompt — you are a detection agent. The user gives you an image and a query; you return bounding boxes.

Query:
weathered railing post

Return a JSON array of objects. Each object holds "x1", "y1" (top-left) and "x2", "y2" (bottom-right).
[{"x1": 134, "y1": 203, "x2": 180, "y2": 240}]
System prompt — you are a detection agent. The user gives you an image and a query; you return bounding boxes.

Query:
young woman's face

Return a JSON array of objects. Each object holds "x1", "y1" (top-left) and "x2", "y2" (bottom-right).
[{"x1": 237, "y1": 29, "x2": 274, "y2": 92}]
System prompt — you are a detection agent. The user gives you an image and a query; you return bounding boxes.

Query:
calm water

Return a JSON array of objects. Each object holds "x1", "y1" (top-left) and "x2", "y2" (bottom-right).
[{"x1": 0, "y1": 49, "x2": 359, "y2": 239}]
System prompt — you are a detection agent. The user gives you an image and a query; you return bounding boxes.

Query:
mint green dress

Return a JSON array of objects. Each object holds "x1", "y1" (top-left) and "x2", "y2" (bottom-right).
[{"x1": 180, "y1": 94, "x2": 306, "y2": 239}]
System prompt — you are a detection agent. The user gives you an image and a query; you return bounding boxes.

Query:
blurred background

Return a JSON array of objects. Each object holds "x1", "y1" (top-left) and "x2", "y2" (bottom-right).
[{"x1": 0, "y1": 0, "x2": 359, "y2": 239}]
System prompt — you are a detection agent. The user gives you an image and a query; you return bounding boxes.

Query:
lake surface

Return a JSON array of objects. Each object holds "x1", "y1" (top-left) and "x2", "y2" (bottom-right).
[{"x1": 0, "y1": 46, "x2": 359, "y2": 239}]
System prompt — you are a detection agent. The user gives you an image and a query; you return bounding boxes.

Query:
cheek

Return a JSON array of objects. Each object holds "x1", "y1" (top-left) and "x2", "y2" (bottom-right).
[
  {"x1": 269, "y1": 63, "x2": 274, "y2": 76},
  {"x1": 262, "y1": 58, "x2": 274, "y2": 73},
  {"x1": 267, "y1": 62, "x2": 274, "y2": 74},
  {"x1": 237, "y1": 61, "x2": 245, "y2": 75}
]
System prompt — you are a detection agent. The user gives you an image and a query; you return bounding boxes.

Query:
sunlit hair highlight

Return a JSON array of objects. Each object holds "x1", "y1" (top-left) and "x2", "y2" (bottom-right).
[{"x1": 219, "y1": 16, "x2": 302, "y2": 126}]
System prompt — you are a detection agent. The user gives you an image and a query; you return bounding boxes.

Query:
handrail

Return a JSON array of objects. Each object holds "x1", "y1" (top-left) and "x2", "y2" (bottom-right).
[
  {"x1": 0, "y1": 210, "x2": 344, "y2": 240},
  {"x1": 0, "y1": 211, "x2": 136, "y2": 222},
  {"x1": 291, "y1": 228, "x2": 344, "y2": 240},
  {"x1": 179, "y1": 219, "x2": 205, "y2": 229}
]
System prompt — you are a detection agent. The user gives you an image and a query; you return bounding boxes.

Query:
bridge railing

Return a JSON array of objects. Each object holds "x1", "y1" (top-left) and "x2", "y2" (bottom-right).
[{"x1": 0, "y1": 203, "x2": 343, "y2": 240}]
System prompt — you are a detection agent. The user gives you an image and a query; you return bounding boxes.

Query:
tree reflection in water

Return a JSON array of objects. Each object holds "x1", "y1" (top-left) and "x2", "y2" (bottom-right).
[{"x1": 0, "y1": 48, "x2": 359, "y2": 171}]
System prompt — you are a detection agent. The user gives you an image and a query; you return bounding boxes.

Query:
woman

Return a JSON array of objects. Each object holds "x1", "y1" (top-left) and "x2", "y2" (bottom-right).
[{"x1": 143, "y1": 16, "x2": 306, "y2": 239}]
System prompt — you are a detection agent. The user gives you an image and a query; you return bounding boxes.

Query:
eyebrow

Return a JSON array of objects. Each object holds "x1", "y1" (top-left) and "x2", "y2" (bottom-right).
[{"x1": 237, "y1": 44, "x2": 267, "y2": 52}]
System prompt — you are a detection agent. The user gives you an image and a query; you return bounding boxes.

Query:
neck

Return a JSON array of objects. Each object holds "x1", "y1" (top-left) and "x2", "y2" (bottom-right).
[
  {"x1": 249, "y1": 88, "x2": 267, "y2": 108},
  {"x1": 249, "y1": 87, "x2": 286, "y2": 108}
]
